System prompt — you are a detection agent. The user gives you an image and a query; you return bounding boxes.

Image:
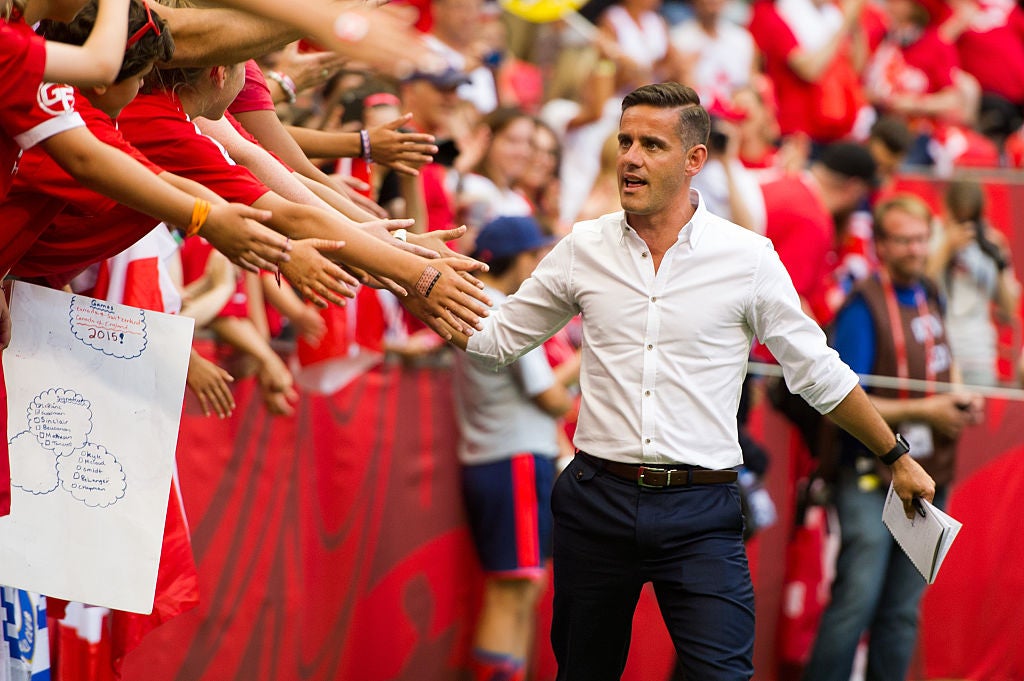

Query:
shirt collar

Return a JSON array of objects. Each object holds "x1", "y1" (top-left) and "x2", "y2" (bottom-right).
[{"x1": 616, "y1": 188, "x2": 709, "y2": 248}]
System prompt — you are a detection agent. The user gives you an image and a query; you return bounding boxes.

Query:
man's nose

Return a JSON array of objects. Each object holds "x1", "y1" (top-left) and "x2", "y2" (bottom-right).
[{"x1": 620, "y1": 143, "x2": 642, "y2": 167}]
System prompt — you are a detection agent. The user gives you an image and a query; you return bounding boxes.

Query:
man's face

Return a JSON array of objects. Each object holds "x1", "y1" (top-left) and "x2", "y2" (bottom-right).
[
  {"x1": 876, "y1": 208, "x2": 931, "y2": 284},
  {"x1": 868, "y1": 138, "x2": 905, "y2": 182},
  {"x1": 616, "y1": 105, "x2": 696, "y2": 218},
  {"x1": 404, "y1": 81, "x2": 459, "y2": 133}
]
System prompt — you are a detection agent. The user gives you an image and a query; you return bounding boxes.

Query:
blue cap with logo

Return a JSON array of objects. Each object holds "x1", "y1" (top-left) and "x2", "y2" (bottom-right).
[{"x1": 471, "y1": 216, "x2": 556, "y2": 263}]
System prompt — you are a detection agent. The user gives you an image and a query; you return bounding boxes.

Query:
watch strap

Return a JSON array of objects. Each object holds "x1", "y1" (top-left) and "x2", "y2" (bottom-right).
[{"x1": 880, "y1": 433, "x2": 911, "y2": 466}]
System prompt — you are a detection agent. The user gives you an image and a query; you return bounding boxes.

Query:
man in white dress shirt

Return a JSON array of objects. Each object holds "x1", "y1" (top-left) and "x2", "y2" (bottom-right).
[{"x1": 441, "y1": 82, "x2": 935, "y2": 680}]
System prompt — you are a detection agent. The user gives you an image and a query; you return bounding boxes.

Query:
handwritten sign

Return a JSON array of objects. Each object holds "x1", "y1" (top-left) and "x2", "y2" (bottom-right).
[
  {"x1": 0, "y1": 283, "x2": 194, "y2": 613},
  {"x1": 69, "y1": 297, "x2": 147, "y2": 359},
  {"x1": 26, "y1": 388, "x2": 92, "y2": 456}
]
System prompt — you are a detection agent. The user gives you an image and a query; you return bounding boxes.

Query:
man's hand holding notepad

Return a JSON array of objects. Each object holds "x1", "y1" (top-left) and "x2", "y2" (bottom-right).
[{"x1": 882, "y1": 482, "x2": 963, "y2": 584}]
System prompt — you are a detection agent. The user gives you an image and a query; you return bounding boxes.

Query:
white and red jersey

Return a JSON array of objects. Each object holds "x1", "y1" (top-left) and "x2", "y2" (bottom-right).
[
  {"x1": 0, "y1": 15, "x2": 84, "y2": 201},
  {"x1": 4, "y1": 94, "x2": 164, "y2": 283}
]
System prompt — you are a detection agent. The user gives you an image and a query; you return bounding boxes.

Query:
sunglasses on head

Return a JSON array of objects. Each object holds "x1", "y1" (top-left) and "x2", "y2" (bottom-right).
[{"x1": 126, "y1": 2, "x2": 161, "y2": 48}]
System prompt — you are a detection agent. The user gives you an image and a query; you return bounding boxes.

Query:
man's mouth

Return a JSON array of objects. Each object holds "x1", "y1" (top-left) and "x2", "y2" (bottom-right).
[{"x1": 623, "y1": 176, "x2": 647, "y2": 189}]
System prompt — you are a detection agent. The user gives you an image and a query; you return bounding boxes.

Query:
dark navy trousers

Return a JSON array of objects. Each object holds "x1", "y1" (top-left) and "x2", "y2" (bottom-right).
[{"x1": 550, "y1": 453, "x2": 755, "y2": 681}]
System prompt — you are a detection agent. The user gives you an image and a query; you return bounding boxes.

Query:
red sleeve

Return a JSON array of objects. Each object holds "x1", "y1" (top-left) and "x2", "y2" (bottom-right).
[
  {"x1": 748, "y1": 1, "x2": 799, "y2": 61},
  {"x1": 13, "y1": 99, "x2": 163, "y2": 214},
  {"x1": 0, "y1": 20, "x2": 84, "y2": 198},
  {"x1": 118, "y1": 93, "x2": 271, "y2": 206},
  {"x1": 0, "y1": 21, "x2": 84, "y2": 145},
  {"x1": 228, "y1": 60, "x2": 276, "y2": 115}
]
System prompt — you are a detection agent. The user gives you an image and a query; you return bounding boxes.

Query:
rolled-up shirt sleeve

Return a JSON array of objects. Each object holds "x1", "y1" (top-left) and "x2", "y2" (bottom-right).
[
  {"x1": 467, "y1": 234, "x2": 579, "y2": 369},
  {"x1": 748, "y1": 242, "x2": 859, "y2": 413}
]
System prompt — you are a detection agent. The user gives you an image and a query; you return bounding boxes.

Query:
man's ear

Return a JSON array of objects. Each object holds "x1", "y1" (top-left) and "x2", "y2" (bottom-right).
[
  {"x1": 686, "y1": 143, "x2": 709, "y2": 177},
  {"x1": 89, "y1": 84, "x2": 108, "y2": 97}
]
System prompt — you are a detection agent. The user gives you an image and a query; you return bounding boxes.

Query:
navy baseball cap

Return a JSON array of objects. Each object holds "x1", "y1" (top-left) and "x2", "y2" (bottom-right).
[
  {"x1": 403, "y1": 66, "x2": 471, "y2": 90},
  {"x1": 472, "y1": 216, "x2": 556, "y2": 263}
]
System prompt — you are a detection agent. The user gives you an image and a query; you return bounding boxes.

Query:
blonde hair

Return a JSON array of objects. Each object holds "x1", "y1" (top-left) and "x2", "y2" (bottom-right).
[
  {"x1": 2, "y1": 0, "x2": 26, "y2": 20},
  {"x1": 145, "y1": 0, "x2": 221, "y2": 96},
  {"x1": 873, "y1": 193, "x2": 933, "y2": 240}
]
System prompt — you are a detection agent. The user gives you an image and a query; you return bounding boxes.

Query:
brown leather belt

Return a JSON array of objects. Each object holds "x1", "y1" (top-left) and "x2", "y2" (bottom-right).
[{"x1": 582, "y1": 452, "x2": 737, "y2": 488}]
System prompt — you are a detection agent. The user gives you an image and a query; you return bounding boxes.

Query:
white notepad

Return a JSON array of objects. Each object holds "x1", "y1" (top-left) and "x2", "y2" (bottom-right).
[{"x1": 882, "y1": 482, "x2": 963, "y2": 584}]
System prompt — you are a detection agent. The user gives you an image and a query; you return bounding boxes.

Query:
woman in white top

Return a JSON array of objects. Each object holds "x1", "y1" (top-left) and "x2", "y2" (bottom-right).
[
  {"x1": 456, "y1": 107, "x2": 536, "y2": 238},
  {"x1": 670, "y1": 0, "x2": 757, "y2": 107},
  {"x1": 598, "y1": 0, "x2": 689, "y2": 94},
  {"x1": 928, "y1": 179, "x2": 1021, "y2": 386}
]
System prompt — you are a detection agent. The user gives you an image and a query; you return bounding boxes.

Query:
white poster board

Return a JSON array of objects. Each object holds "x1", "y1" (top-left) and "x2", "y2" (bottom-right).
[{"x1": 0, "y1": 282, "x2": 194, "y2": 613}]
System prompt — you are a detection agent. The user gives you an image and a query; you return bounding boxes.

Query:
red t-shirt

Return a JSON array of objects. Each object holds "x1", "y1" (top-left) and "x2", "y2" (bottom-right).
[
  {"x1": 759, "y1": 172, "x2": 836, "y2": 314},
  {"x1": 899, "y1": 28, "x2": 957, "y2": 92},
  {"x1": 749, "y1": 0, "x2": 863, "y2": 142},
  {"x1": 118, "y1": 91, "x2": 271, "y2": 206},
  {"x1": 5, "y1": 95, "x2": 163, "y2": 285},
  {"x1": 0, "y1": 17, "x2": 85, "y2": 202},
  {"x1": 868, "y1": 28, "x2": 956, "y2": 99},
  {"x1": 953, "y1": 0, "x2": 1024, "y2": 104},
  {"x1": 228, "y1": 60, "x2": 276, "y2": 115}
]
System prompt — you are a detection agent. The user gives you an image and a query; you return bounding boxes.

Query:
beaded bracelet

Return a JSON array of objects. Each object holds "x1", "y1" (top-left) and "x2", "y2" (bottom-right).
[
  {"x1": 185, "y1": 199, "x2": 211, "y2": 238},
  {"x1": 359, "y1": 129, "x2": 373, "y2": 164}
]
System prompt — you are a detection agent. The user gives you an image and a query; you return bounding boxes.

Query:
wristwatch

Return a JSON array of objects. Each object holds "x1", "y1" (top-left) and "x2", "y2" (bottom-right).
[{"x1": 879, "y1": 433, "x2": 911, "y2": 466}]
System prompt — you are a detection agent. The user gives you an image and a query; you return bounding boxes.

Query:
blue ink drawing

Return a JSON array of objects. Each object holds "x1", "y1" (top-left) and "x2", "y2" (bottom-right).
[
  {"x1": 58, "y1": 442, "x2": 126, "y2": 508},
  {"x1": 8, "y1": 431, "x2": 58, "y2": 495},
  {"x1": 9, "y1": 387, "x2": 126, "y2": 508},
  {"x1": 26, "y1": 388, "x2": 92, "y2": 457}
]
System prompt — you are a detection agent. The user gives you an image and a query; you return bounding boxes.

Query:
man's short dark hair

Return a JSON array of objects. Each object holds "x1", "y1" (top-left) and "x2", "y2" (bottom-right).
[
  {"x1": 39, "y1": 0, "x2": 175, "y2": 83},
  {"x1": 869, "y1": 116, "x2": 915, "y2": 157},
  {"x1": 621, "y1": 82, "x2": 710, "y2": 150}
]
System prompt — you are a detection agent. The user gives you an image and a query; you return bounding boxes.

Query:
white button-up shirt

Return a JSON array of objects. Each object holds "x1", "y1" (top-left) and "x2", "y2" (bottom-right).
[{"x1": 467, "y1": 191, "x2": 859, "y2": 469}]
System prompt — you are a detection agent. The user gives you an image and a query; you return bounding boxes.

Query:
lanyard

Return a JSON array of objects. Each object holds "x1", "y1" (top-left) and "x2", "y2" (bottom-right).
[{"x1": 879, "y1": 271, "x2": 935, "y2": 398}]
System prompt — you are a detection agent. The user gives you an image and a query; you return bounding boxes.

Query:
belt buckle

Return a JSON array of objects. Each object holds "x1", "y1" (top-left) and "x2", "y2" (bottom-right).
[{"x1": 637, "y1": 466, "x2": 671, "y2": 488}]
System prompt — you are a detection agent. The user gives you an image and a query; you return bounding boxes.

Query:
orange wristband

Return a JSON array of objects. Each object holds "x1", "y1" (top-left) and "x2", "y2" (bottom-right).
[{"x1": 185, "y1": 199, "x2": 211, "y2": 238}]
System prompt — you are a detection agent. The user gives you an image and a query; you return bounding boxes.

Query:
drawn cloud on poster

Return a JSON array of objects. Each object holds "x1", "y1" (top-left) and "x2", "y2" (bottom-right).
[
  {"x1": 8, "y1": 431, "x2": 59, "y2": 495},
  {"x1": 58, "y1": 442, "x2": 127, "y2": 508},
  {"x1": 10, "y1": 387, "x2": 127, "y2": 508},
  {"x1": 69, "y1": 296, "x2": 148, "y2": 359},
  {"x1": 26, "y1": 388, "x2": 92, "y2": 457}
]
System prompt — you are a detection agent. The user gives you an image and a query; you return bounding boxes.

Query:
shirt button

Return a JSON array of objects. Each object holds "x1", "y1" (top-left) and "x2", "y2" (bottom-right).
[
  {"x1": 650, "y1": 296, "x2": 657, "y2": 302},
  {"x1": 575, "y1": 469, "x2": 584, "y2": 480},
  {"x1": 645, "y1": 390, "x2": 651, "y2": 396},
  {"x1": 645, "y1": 438, "x2": 651, "y2": 444},
  {"x1": 641, "y1": 252, "x2": 649, "y2": 258},
  {"x1": 647, "y1": 344, "x2": 653, "y2": 350}
]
